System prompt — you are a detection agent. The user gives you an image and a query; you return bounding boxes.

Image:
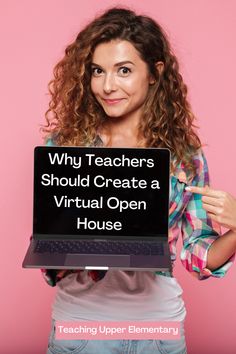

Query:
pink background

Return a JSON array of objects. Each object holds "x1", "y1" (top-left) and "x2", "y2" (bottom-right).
[{"x1": 1, "y1": 1, "x2": 235, "y2": 353}]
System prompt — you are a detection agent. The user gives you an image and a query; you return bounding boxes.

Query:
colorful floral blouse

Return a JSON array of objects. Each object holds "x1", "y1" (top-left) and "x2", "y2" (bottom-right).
[{"x1": 41, "y1": 139, "x2": 234, "y2": 286}]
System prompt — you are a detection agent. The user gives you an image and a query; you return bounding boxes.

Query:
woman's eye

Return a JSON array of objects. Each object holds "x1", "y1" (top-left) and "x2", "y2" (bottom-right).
[
  {"x1": 119, "y1": 67, "x2": 131, "y2": 75},
  {"x1": 91, "y1": 67, "x2": 103, "y2": 76},
  {"x1": 91, "y1": 66, "x2": 131, "y2": 76}
]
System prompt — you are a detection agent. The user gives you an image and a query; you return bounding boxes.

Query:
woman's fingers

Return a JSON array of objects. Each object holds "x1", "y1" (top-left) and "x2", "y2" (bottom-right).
[
  {"x1": 201, "y1": 195, "x2": 223, "y2": 207},
  {"x1": 186, "y1": 185, "x2": 236, "y2": 231},
  {"x1": 185, "y1": 185, "x2": 223, "y2": 198},
  {"x1": 207, "y1": 212, "x2": 230, "y2": 229},
  {"x1": 186, "y1": 185, "x2": 223, "y2": 216},
  {"x1": 201, "y1": 203, "x2": 221, "y2": 214}
]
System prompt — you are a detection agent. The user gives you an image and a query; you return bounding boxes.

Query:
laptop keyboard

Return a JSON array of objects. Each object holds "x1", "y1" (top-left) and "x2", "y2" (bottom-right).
[{"x1": 34, "y1": 240, "x2": 164, "y2": 256}]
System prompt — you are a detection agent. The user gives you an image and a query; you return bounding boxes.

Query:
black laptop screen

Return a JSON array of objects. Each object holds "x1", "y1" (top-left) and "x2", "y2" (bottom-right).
[{"x1": 33, "y1": 146, "x2": 170, "y2": 239}]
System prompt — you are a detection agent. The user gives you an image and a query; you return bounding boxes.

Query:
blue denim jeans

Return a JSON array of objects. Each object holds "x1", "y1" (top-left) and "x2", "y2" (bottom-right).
[{"x1": 46, "y1": 319, "x2": 187, "y2": 354}]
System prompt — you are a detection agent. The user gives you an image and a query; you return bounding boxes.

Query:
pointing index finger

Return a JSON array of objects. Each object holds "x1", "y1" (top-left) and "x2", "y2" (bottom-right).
[{"x1": 185, "y1": 185, "x2": 220, "y2": 197}]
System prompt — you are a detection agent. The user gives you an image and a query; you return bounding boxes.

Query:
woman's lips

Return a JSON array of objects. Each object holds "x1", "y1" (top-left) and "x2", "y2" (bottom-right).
[{"x1": 103, "y1": 98, "x2": 124, "y2": 105}]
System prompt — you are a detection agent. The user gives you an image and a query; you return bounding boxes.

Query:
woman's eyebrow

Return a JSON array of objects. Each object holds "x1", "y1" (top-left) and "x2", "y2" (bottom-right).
[{"x1": 91, "y1": 60, "x2": 135, "y2": 67}]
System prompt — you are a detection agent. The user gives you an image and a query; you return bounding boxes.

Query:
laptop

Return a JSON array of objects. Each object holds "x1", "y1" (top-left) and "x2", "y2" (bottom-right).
[{"x1": 22, "y1": 146, "x2": 171, "y2": 271}]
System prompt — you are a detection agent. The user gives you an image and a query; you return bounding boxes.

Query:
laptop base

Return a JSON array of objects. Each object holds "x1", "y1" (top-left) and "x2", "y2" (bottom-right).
[{"x1": 22, "y1": 239, "x2": 172, "y2": 271}]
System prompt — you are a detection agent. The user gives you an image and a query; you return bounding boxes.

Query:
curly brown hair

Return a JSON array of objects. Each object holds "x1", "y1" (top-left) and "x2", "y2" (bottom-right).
[{"x1": 42, "y1": 7, "x2": 201, "y2": 176}]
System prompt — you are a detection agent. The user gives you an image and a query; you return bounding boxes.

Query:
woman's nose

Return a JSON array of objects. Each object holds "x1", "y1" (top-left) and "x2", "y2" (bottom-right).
[{"x1": 103, "y1": 74, "x2": 117, "y2": 93}]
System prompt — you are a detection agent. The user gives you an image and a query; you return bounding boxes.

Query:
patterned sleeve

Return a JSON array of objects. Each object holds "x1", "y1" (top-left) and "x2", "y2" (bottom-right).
[
  {"x1": 180, "y1": 151, "x2": 235, "y2": 280},
  {"x1": 41, "y1": 269, "x2": 70, "y2": 286}
]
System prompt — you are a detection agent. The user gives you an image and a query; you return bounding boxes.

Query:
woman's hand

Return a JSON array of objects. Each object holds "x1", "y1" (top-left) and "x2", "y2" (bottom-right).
[{"x1": 185, "y1": 186, "x2": 236, "y2": 232}]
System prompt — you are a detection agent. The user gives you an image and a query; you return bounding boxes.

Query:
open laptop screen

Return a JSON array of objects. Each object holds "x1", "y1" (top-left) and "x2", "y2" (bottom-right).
[{"x1": 33, "y1": 146, "x2": 170, "y2": 239}]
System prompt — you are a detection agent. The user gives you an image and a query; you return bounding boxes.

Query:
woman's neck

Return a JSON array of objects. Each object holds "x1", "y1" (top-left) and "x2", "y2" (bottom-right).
[{"x1": 99, "y1": 113, "x2": 142, "y2": 148}]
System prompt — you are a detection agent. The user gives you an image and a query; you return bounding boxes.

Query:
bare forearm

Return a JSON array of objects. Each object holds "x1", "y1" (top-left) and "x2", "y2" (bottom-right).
[{"x1": 206, "y1": 230, "x2": 236, "y2": 271}]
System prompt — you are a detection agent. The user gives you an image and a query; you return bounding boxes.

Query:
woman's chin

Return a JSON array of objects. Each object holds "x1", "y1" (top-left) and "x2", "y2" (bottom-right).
[{"x1": 103, "y1": 110, "x2": 125, "y2": 119}]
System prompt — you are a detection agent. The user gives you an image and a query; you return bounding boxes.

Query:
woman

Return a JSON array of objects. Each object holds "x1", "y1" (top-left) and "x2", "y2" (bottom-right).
[{"x1": 42, "y1": 7, "x2": 236, "y2": 354}]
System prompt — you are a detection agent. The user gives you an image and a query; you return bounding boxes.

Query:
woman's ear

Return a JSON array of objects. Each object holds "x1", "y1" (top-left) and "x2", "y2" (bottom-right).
[
  {"x1": 149, "y1": 61, "x2": 164, "y2": 85},
  {"x1": 155, "y1": 61, "x2": 164, "y2": 75}
]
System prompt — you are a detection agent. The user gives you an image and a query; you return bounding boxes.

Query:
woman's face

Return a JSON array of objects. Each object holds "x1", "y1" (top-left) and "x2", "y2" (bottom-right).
[{"x1": 90, "y1": 40, "x2": 155, "y2": 123}]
